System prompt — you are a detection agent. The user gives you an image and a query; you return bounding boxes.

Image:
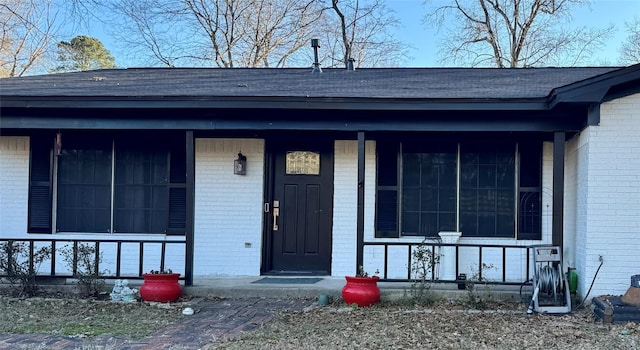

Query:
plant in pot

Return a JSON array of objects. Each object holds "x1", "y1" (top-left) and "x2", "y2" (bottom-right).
[
  {"x1": 341, "y1": 266, "x2": 381, "y2": 307},
  {"x1": 140, "y1": 269, "x2": 182, "y2": 303}
]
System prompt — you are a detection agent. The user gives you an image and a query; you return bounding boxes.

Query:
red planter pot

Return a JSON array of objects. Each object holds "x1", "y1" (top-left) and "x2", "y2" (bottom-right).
[
  {"x1": 140, "y1": 273, "x2": 182, "y2": 302},
  {"x1": 341, "y1": 276, "x2": 380, "y2": 307}
]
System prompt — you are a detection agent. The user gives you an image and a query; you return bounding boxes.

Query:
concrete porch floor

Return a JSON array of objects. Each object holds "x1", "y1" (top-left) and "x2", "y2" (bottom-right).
[{"x1": 182, "y1": 276, "x2": 526, "y2": 303}]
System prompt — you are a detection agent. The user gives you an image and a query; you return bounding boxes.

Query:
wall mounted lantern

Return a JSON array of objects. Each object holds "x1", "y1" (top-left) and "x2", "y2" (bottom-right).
[{"x1": 234, "y1": 152, "x2": 247, "y2": 175}]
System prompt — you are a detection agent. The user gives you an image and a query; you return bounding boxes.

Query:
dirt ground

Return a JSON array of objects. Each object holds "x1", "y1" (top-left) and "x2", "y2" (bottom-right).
[
  {"x1": 211, "y1": 301, "x2": 640, "y2": 350},
  {"x1": 1, "y1": 286, "x2": 639, "y2": 349}
]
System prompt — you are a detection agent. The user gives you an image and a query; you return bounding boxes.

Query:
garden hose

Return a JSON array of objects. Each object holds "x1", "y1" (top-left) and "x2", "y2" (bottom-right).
[{"x1": 537, "y1": 265, "x2": 562, "y2": 301}]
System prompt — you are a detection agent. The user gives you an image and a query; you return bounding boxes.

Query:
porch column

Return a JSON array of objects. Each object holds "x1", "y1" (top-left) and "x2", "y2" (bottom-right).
[
  {"x1": 438, "y1": 231, "x2": 462, "y2": 281},
  {"x1": 356, "y1": 131, "x2": 365, "y2": 273},
  {"x1": 185, "y1": 130, "x2": 195, "y2": 286},
  {"x1": 552, "y1": 132, "x2": 565, "y2": 249}
]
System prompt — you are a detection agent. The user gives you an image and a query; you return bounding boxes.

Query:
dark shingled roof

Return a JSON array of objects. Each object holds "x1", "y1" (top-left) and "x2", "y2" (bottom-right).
[{"x1": 0, "y1": 67, "x2": 621, "y2": 100}]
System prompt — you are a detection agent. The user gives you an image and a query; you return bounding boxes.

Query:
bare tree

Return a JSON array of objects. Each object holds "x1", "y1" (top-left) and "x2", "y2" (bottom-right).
[
  {"x1": 107, "y1": 0, "x2": 323, "y2": 68},
  {"x1": 324, "y1": 0, "x2": 406, "y2": 68},
  {"x1": 619, "y1": 17, "x2": 640, "y2": 65},
  {"x1": 0, "y1": 0, "x2": 60, "y2": 77},
  {"x1": 424, "y1": 0, "x2": 614, "y2": 67}
]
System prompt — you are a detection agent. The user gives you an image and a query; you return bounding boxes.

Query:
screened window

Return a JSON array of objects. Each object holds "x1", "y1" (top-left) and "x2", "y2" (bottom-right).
[
  {"x1": 459, "y1": 142, "x2": 515, "y2": 237},
  {"x1": 375, "y1": 138, "x2": 542, "y2": 239},
  {"x1": 57, "y1": 138, "x2": 112, "y2": 232},
  {"x1": 28, "y1": 132, "x2": 187, "y2": 235},
  {"x1": 113, "y1": 144, "x2": 170, "y2": 233},
  {"x1": 401, "y1": 142, "x2": 457, "y2": 236}
]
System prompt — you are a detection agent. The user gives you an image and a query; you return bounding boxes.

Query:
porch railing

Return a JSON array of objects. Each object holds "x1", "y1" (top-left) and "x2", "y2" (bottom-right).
[
  {"x1": 0, "y1": 238, "x2": 187, "y2": 281},
  {"x1": 363, "y1": 241, "x2": 532, "y2": 285}
]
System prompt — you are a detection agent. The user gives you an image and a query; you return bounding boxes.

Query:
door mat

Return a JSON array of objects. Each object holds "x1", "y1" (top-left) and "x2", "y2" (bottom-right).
[{"x1": 252, "y1": 277, "x2": 323, "y2": 284}]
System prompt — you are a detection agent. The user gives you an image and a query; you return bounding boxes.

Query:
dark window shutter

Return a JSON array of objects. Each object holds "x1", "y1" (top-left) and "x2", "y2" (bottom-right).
[
  {"x1": 28, "y1": 137, "x2": 53, "y2": 233},
  {"x1": 167, "y1": 187, "x2": 186, "y2": 234}
]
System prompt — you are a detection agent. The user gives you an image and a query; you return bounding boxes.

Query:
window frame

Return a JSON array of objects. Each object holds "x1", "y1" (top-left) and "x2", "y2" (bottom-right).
[
  {"x1": 375, "y1": 136, "x2": 542, "y2": 240},
  {"x1": 27, "y1": 132, "x2": 187, "y2": 235}
]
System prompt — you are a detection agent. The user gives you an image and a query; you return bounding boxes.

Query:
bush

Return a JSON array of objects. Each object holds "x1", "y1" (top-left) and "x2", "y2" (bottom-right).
[
  {"x1": 464, "y1": 263, "x2": 496, "y2": 309},
  {"x1": 0, "y1": 241, "x2": 52, "y2": 296},
  {"x1": 405, "y1": 238, "x2": 442, "y2": 306},
  {"x1": 60, "y1": 243, "x2": 107, "y2": 297}
]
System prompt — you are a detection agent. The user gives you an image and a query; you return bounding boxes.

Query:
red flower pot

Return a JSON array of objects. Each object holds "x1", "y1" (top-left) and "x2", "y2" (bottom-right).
[
  {"x1": 341, "y1": 276, "x2": 380, "y2": 307},
  {"x1": 140, "y1": 273, "x2": 182, "y2": 302}
]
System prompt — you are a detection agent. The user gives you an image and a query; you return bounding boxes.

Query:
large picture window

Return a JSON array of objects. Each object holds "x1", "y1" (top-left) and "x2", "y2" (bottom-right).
[
  {"x1": 375, "y1": 137, "x2": 541, "y2": 239},
  {"x1": 28, "y1": 132, "x2": 187, "y2": 235}
]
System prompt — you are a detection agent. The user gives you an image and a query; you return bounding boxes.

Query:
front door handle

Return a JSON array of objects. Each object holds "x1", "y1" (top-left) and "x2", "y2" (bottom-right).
[
  {"x1": 272, "y1": 200, "x2": 280, "y2": 231},
  {"x1": 273, "y1": 207, "x2": 279, "y2": 231}
]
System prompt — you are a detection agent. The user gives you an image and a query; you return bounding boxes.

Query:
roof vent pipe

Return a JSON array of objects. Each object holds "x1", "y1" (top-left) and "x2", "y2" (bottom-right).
[
  {"x1": 347, "y1": 58, "x2": 355, "y2": 71},
  {"x1": 311, "y1": 39, "x2": 322, "y2": 73}
]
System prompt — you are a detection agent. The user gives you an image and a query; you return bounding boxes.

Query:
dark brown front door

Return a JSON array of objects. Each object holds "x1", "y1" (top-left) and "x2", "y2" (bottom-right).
[{"x1": 266, "y1": 140, "x2": 333, "y2": 274}]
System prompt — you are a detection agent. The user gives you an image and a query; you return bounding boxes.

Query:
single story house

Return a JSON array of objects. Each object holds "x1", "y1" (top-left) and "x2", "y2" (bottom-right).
[{"x1": 1, "y1": 64, "x2": 639, "y2": 299}]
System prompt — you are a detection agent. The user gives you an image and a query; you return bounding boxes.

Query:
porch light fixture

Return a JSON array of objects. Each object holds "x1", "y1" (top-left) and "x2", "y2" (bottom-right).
[{"x1": 234, "y1": 152, "x2": 247, "y2": 175}]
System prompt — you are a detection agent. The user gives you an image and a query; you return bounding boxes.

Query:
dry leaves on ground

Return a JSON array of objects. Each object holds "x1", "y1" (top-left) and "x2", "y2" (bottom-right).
[
  {"x1": 0, "y1": 295, "x2": 184, "y2": 338},
  {"x1": 210, "y1": 301, "x2": 640, "y2": 350}
]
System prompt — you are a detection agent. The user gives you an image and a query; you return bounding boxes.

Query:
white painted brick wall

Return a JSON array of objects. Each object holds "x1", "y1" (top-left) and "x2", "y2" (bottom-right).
[
  {"x1": 193, "y1": 138, "x2": 264, "y2": 276},
  {"x1": 573, "y1": 93, "x2": 640, "y2": 297},
  {"x1": 332, "y1": 140, "x2": 376, "y2": 277},
  {"x1": 0, "y1": 136, "x2": 30, "y2": 236}
]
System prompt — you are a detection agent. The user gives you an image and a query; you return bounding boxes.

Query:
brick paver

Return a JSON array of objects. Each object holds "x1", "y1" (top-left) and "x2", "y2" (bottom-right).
[{"x1": 0, "y1": 298, "x2": 312, "y2": 349}]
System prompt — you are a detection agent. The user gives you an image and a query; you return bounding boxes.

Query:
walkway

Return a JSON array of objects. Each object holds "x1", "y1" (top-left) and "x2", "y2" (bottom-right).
[{"x1": 0, "y1": 297, "x2": 312, "y2": 350}]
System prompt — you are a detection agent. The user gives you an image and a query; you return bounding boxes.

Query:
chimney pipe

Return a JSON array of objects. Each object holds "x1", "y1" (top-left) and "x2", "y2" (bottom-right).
[
  {"x1": 347, "y1": 58, "x2": 356, "y2": 71},
  {"x1": 311, "y1": 39, "x2": 322, "y2": 73}
]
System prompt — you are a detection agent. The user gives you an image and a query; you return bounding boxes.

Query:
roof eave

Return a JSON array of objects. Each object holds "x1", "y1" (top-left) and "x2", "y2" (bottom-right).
[
  {"x1": 0, "y1": 96, "x2": 550, "y2": 111},
  {"x1": 549, "y1": 64, "x2": 640, "y2": 107}
]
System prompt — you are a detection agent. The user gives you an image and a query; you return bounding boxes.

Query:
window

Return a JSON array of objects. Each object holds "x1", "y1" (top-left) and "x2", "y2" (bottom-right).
[
  {"x1": 375, "y1": 138, "x2": 542, "y2": 239},
  {"x1": 401, "y1": 142, "x2": 457, "y2": 236},
  {"x1": 286, "y1": 151, "x2": 320, "y2": 175},
  {"x1": 28, "y1": 133, "x2": 187, "y2": 235},
  {"x1": 57, "y1": 137, "x2": 112, "y2": 232},
  {"x1": 459, "y1": 142, "x2": 515, "y2": 237}
]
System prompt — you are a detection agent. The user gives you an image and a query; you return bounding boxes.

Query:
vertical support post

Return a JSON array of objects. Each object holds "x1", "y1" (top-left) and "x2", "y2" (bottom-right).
[
  {"x1": 94, "y1": 241, "x2": 100, "y2": 276},
  {"x1": 116, "y1": 241, "x2": 122, "y2": 277},
  {"x1": 552, "y1": 132, "x2": 565, "y2": 249},
  {"x1": 138, "y1": 242, "x2": 144, "y2": 276},
  {"x1": 50, "y1": 241, "x2": 56, "y2": 276},
  {"x1": 185, "y1": 130, "x2": 195, "y2": 286},
  {"x1": 356, "y1": 131, "x2": 365, "y2": 274}
]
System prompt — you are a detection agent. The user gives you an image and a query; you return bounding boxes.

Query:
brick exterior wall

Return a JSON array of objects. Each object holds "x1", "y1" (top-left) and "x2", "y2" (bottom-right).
[
  {"x1": 331, "y1": 140, "x2": 376, "y2": 277},
  {"x1": 0, "y1": 136, "x2": 30, "y2": 235},
  {"x1": 193, "y1": 138, "x2": 265, "y2": 276},
  {"x1": 569, "y1": 93, "x2": 640, "y2": 297}
]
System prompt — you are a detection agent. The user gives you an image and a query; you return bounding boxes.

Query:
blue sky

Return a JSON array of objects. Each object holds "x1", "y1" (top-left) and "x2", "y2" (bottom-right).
[
  {"x1": 79, "y1": 0, "x2": 639, "y2": 68},
  {"x1": 388, "y1": 0, "x2": 640, "y2": 66}
]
